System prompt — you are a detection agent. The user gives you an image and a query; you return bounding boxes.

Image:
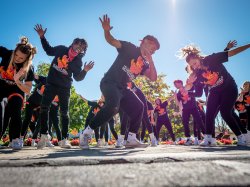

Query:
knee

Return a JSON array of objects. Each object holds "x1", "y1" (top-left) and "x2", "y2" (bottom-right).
[{"x1": 61, "y1": 110, "x2": 69, "y2": 118}]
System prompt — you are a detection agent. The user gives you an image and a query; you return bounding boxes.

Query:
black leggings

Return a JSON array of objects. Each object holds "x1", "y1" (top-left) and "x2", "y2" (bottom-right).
[
  {"x1": 155, "y1": 114, "x2": 175, "y2": 141},
  {"x1": 182, "y1": 108, "x2": 205, "y2": 138},
  {"x1": 48, "y1": 104, "x2": 62, "y2": 141},
  {"x1": 0, "y1": 88, "x2": 24, "y2": 140},
  {"x1": 108, "y1": 118, "x2": 118, "y2": 140},
  {"x1": 40, "y1": 84, "x2": 70, "y2": 139},
  {"x1": 90, "y1": 81, "x2": 143, "y2": 134},
  {"x1": 206, "y1": 85, "x2": 243, "y2": 136},
  {"x1": 21, "y1": 93, "x2": 42, "y2": 138}
]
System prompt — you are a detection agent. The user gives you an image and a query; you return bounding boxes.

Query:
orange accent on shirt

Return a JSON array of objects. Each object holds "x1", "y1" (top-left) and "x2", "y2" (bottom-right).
[{"x1": 202, "y1": 71, "x2": 219, "y2": 86}]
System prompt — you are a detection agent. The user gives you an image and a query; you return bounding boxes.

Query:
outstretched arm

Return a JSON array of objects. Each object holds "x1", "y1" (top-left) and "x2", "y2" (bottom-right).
[
  {"x1": 224, "y1": 40, "x2": 237, "y2": 51},
  {"x1": 34, "y1": 24, "x2": 60, "y2": 56},
  {"x1": 74, "y1": 61, "x2": 94, "y2": 81},
  {"x1": 99, "y1": 14, "x2": 121, "y2": 48},
  {"x1": 228, "y1": 43, "x2": 250, "y2": 57}
]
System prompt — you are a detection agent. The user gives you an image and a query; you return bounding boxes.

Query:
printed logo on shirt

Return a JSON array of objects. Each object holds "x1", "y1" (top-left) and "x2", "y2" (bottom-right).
[
  {"x1": 236, "y1": 103, "x2": 246, "y2": 113},
  {"x1": 181, "y1": 92, "x2": 191, "y2": 104},
  {"x1": 0, "y1": 65, "x2": 16, "y2": 85},
  {"x1": 156, "y1": 105, "x2": 166, "y2": 115},
  {"x1": 52, "y1": 55, "x2": 69, "y2": 75},
  {"x1": 93, "y1": 107, "x2": 100, "y2": 115},
  {"x1": 37, "y1": 85, "x2": 45, "y2": 95},
  {"x1": 202, "y1": 71, "x2": 223, "y2": 89},
  {"x1": 58, "y1": 55, "x2": 69, "y2": 69},
  {"x1": 122, "y1": 56, "x2": 147, "y2": 81}
]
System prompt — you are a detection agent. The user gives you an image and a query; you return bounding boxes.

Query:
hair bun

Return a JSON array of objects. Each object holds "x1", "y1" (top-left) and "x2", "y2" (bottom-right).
[{"x1": 20, "y1": 36, "x2": 29, "y2": 45}]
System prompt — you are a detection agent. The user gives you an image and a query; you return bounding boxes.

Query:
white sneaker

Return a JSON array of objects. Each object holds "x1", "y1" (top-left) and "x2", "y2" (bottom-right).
[
  {"x1": 97, "y1": 139, "x2": 105, "y2": 147},
  {"x1": 210, "y1": 138, "x2": 217, "y2": 146},
  {"x1": 244, "y1": 131, "x2": 250, "y2": 145},
  {"x1": 79, "y1": 132, "x2": 92, "y2": 149},
  {"x1": 125, "y1": 132, "x2": 149, "y2": 148},
  {"x1": 149, "y1": 133, "x2": 157, "y2": 147},
  {"x1": 116, "y1": 135, "x2": 125, "y2": 148},
  {"x1": 185, "y1": 138, "x2": 192, "y2": 146},
  {"x1": 31, "y1": 139, "x2": 37, "y2": 147},
  {"x1": 12, "y1": 138, "x2": 22, "y2": 150},
  {"x1": 60, "y1": 139, "x2": 71, "y2": 148},
  {"x1": 237, "y1": 134, "x2": 247, "y2": 146},
  {"x1": 37, "y1": 134, "x2": 50, "y2": 149},
  {"x1": 46, "y1": 141, "x2": 55, "y2": 147},
  {"x1": 104, "y1": 142, "x2": 109, "y2": 147},
  {"x1": 194, "y1": 137, "x2": 199, "y2": 145},
  {"x1": 19, "y1": 138, "x2": 24, "y2": 148},
  {"x1": 200, "y1": 134, "x2": 213, "y2": 146}
]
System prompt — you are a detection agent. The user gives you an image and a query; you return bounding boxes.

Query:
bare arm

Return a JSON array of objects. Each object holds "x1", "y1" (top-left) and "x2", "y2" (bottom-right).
[
  {"x1": 14, "y1": 69, "x2": 32, "y2": 94},
  {"x1": 99, "y1": 15, "x2": 121, "y2": 48},
  {"x1": 228, "y1": 43, "x2": 250, "y2": 57}
]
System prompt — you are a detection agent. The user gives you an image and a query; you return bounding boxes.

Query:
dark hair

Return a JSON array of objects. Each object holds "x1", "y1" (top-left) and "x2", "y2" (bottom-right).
[
  {"x1": 173, "y1": 80, "x2": 183, "y2": 85},
  {"x1": 143, "y1": 35, "x2": 160, "y2": 50},
  {"x1": 71, "y1": 38, "x2": 88, "y2": 56},
  {"x1": 155, "y1": 98, "x2": 162, "y2": 104}
]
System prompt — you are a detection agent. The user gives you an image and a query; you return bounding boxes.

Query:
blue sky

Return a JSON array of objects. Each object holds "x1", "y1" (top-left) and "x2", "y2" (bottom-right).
[{"x1": 1, "y1": 0, "x2": 250, "y2": 100}]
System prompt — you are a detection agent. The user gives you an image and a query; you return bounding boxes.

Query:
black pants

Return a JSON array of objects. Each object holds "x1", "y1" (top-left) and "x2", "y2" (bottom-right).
[
  {"x1": 134, "y1": 88, "x2": 153, "y2": 138},
  {"x1": 40, "y1": 83, "x2": 70, "y2": 139},
  {"x1": 182, "y1": 107, "x2": 205, "y2": 138},
  {"x1": 21, "y1": 93, "x2": 42, "y2": 137},
  {"x1": 0, "y1": 85, "x2": 24, "y2": 140},
  {"x1": 94, "y1": 122, "x2": 109, "y2": 142},
  {"x1": 155, "y1": 114, "x2": 175, "y2": 141},
  {"x1": 109, "y1": 118, "x2": 118, "y2": 140},
  {"x1": 48, "y1": 104, "x2": 62, "y2": 141},
  {"x1": 206, "y1": 84, "x2": 243, "y2": 136},
  {"x1": 0, "y1": 104, "x2": 11, "y2": 140},
  {"x1": 89, "y1": 81, "x2": 143, "y2": 134},
  {"x1": 193, "y1": 109, "x2": 205, "y2": 140},
  {"x1": 246, "y1": 106, "x2": 250, "y2": 131},
  {"x1": 32, "y1": 110, "x2": 41, "y2": 139}
]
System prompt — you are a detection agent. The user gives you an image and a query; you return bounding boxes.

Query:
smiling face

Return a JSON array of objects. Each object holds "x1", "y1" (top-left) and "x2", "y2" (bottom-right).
[
  {"x1": 14, "y1": 49, "x2": 28, "y2": 64},
  {"x1": 140, "y1": 39, "x2": 158, "y2": 56},
  {"x1": 187, "y1": 57, "x2": 202, "y2": 70},
  {"x1": 243, "y1": 82, "x2": 250, "y2": 92},
  {"x1": 72, "y1": 42, "x2": 86, "y2": 54}
]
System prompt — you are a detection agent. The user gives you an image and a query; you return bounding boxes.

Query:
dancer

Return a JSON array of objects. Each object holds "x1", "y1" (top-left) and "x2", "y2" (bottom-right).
[
  {"x1": 0, "y1": 37, "x2": 36, "y2": 150},
  {"x1": 80, "y1": 14, "x2": 160, "y2": 149},
  {"x1": 180, "y1": 42, "x2": 250, "y2": 146},
  {"x1": 174, "y1": 80, "x2": 205, "y2": 145},
  {"x1": 34, "y1": 24, "x2": 94, "y2": 149},
  {"x1": 154, "y1": 97, "x2": 176, "y2": 144}
]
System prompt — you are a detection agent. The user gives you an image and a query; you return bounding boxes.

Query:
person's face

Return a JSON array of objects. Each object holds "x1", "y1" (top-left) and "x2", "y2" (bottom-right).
[
  {"x1": 174, "y1": 82, "x2": 182, "y2": 89},
  {"x1": 14, "y1": 49, "x2": 28, "y2": 64},
  {"x1": 72, "y1": 41, "x2": 86, "y2": 54},
  {"x1": 155, "y1": 99, "x2": 161, "y2": 105},
  {"x1": 243, "y1": 82, "x2": 250, "y2": 91},
  {"x1": 188, "y1": 58, "x2": 201, "y2": 70},
  {"x1": 141, "y1": 39, "x2": 158, "y2": 56}
]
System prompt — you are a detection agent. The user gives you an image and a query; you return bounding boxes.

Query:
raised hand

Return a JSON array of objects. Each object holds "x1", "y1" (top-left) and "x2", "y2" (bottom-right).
[
  {"x1": 14, "y1": 68, "x2": 25, "y2": 83},
  {"x1": 99, "y1": 14, "x2": 113, "y2": 31},
  {"x1": 83, "y1": 61, "x2": 95, "y2": 72},
  {"x1": 226, "y1": 40, "x2": 237, "y2": 50},
  {"x1": 34, "y1": 24, "x2": 47, "y2": 38}
]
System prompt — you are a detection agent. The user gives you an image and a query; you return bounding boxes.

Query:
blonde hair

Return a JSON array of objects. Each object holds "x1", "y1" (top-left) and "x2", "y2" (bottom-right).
[
  {"x1": 178, "y1": 44, "x2": 204, "y2": 63},
  {"x1": 242, "y1": 81, "x2": 250, "y2": 92},
  {"x1": 8, "y1": 36, "x2": 37, "y2": 79}
]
